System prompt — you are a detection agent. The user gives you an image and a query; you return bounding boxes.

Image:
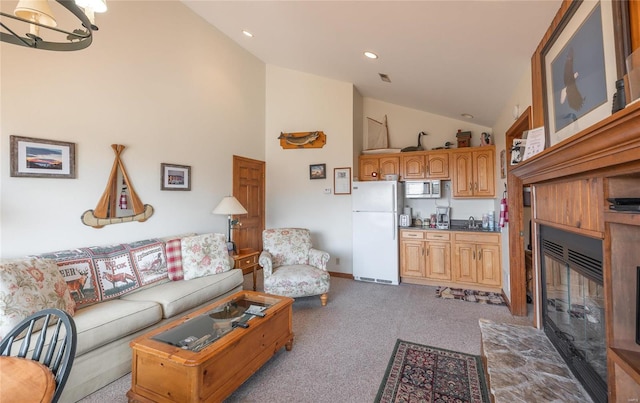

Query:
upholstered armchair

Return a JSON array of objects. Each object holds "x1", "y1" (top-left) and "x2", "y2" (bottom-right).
[{"x1": 259, "y1": 228, "x2": 330, "y2": 306}]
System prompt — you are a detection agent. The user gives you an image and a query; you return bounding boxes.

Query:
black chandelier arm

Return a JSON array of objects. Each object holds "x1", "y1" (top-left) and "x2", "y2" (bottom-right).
[{"x1": 0, "y1": 0, "x2": 96, "y2": 51}]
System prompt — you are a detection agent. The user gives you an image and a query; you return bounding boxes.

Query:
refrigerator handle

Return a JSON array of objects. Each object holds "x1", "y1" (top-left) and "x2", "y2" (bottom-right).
[
  {"x1": 393, "y1": 213, "x2": 398, "y2": 240},
  {"x1": 392, "y1": 182, "x2": 397, "y2": 212}
]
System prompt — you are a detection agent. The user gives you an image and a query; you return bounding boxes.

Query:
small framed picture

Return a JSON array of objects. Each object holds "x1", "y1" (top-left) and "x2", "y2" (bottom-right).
[
  {"x1": 161, "y1": 163, "x2": 191, "y2": 191},
  {"x1": 10, "y1": 135, "x2": 76, "y2": 178},
  {"x1": 309, "y1": 163, "x2": 326, "y2": 180},
  {"x1": 334, "y1": 167, "x2": 351, "y2": 195}
]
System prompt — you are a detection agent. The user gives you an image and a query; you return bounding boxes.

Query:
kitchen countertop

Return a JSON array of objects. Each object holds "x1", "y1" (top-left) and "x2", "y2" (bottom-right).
[{"x1": 399, "y1": 221, "x2": 502, "y2": 233}]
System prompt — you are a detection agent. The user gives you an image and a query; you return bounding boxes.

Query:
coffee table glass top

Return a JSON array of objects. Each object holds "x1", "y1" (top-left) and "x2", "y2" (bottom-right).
[{"x1": 152, "y1": 294, "x2": 275, "y2": 351}]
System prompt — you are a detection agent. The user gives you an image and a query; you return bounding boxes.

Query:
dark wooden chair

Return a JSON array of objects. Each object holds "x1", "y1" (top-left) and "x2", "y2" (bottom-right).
[{"x1": 0, "y1": 308, "x2": 77, "y2": 403}]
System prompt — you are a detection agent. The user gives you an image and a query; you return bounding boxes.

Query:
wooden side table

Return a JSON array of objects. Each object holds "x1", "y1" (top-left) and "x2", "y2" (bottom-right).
[{"x1": 232, "y1": 250, "x2": 261, "y2": 290}]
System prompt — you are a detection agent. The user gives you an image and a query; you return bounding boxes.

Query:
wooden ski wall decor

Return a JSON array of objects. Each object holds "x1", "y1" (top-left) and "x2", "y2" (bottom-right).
[
  {"x1": 81, "y1": 144, "x2": 154, "y2": 228},
  {"x1": 278, "y1": 131, "x2": 326, "y2": 149}
]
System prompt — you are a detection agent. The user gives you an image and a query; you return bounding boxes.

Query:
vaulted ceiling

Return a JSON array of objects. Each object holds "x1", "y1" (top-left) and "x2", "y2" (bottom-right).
[{"x1": 183, "y1": 1, "x2": 562, "y2": 128}]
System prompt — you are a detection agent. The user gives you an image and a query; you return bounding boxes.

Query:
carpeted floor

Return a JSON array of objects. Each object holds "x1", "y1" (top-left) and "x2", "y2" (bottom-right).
[
  {"x1": 78, "y1": 273, "x2": 531, "y2": 403},
  {"x1": 375, "y1": 339, "x2": 489, "y2": 403}
]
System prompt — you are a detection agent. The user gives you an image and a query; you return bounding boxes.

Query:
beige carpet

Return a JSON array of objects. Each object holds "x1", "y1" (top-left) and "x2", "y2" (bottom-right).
[{"x1": 78, "y1": 273, "x2": 532, "y2": 403}]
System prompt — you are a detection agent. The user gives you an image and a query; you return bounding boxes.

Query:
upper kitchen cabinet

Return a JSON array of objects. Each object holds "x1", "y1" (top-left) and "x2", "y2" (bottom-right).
[
  {"x1": 451, "y1": 146, "x2": 495, "y2": 198},
  {"x1": 401, "y1": 151, "x2": 449, "y2": 180},
  {"x1": 358, "y1": 155, "x2": 399, "y2": 181}
]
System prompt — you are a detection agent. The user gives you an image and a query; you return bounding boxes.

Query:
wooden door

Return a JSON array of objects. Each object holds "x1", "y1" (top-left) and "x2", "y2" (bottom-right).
[
  {"x1": 379, "y1": 156, "x2": 400, "y2": 178},
  {"x1": 473, "y1": 149, "x2": 495, "y2": 197},
  {"x1": 453, "y1": 242, "x2": 477, "y2": 283},
  {"x1": 400, "y1": 239, "x2": 425, "y2": 278},
  {"x1": 452, "y1": 151, "x2": 473, "y2": 197},
  {"x1": 426, "y1": 152, "x2": 449, "y2": 179},
  {"x1": 233, "y1": 156, "x2": 265, "y2": 252},
  {"x1": 358, "y1": 156, "x2": 380, "y2": 181},
  {"x1": 401, "y1": 154, "x2": 426, "y2": 180},
  {"x1": 476, "y1": 244, "x2": 501, "y2": 286},
  {"x1": 425, "y1": 242, "x2": 451, "y2": 280}
]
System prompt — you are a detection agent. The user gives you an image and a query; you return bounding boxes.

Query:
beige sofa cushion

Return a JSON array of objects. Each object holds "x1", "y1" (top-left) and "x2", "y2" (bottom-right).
[
  {"x1": 73, "y1": 299, "x2": 162, "y2": 356},
  {"x1": 121, "y1": 269, "x2": 243, "y2": 318}
]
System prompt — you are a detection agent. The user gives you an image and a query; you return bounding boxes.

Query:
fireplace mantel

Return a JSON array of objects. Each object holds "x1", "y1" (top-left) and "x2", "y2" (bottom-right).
[
  {"x1": 511, "y1": 100, "x2": 640, "y2": 185},
  {"x1": 511, "y1": 100, "x2": 640, "y2": 401}
]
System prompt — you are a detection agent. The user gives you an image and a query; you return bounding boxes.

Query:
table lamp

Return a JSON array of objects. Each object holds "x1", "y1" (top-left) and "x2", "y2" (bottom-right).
[{"x1": 212, "y1": 196, "x2": 248, "y2": 253}]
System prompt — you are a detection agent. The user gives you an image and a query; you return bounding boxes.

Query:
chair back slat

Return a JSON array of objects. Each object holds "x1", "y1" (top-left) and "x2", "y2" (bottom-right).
[
  {"x1": 31, "y1": 314, "x2": 52, "y2": 361},
  {"x1": 17, "y1": 320, "x2": 37, "y2": 358},
  {"x1": 42, "y1": 319, "x2": 62, "y2": 367}
]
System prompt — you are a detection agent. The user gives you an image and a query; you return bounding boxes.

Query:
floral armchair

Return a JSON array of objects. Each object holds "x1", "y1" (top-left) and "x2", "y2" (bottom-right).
[{"x1": 259, "y1": 228, "x2": 330, "y2": 306}]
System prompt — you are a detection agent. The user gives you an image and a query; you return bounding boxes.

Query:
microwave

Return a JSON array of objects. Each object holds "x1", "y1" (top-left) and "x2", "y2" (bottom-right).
[{"x1": 404, "y1": 180, "x2": 442, "y2": 199}]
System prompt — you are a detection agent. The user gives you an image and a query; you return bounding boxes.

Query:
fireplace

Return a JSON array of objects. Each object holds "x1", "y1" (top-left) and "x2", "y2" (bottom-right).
[{"x1": 540, "y1": 225, "x2": 607, "y2": 403}]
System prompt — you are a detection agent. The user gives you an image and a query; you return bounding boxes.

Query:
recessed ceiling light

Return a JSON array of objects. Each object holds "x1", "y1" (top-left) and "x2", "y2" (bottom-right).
[
  {"x1": 461, "y1": 113, "x2": 474, "y2": 119},
  {"x1": 364, "y1": 51, "x2": 378, "y2": 59},
  {"x1": 242, "y1": 30, "x2": 254, "y2": 38}
]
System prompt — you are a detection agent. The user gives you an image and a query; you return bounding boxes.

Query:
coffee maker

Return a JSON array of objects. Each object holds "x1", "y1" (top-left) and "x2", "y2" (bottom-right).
[{"x1": 436, "y1": 206, "x2": 450, "y2": 229}]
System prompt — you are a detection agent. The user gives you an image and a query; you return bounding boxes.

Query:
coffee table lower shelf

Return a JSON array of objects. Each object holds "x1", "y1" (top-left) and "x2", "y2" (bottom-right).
[{"x1": 127, "y1": 291, "x2": 294, "y2": 403}]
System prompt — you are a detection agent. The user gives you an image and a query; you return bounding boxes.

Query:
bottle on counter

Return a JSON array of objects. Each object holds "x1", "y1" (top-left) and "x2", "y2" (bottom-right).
[
  {"x1": 482, "y1": 214, "x2": 489, "y2": 229},
  {"x1": 489, "y1": 211, "x2": 495, "y2": 230}
]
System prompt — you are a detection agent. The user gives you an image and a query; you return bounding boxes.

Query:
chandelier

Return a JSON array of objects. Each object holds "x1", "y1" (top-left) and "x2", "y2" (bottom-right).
[{"x1": 0, "y1": 0, "x2": 106, "y2": 51}]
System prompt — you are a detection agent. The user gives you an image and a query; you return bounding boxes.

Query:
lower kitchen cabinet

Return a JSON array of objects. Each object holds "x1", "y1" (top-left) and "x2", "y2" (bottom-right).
[
  {"x1": 400, "y1": 230, "x2": 451, "y2": 284},
  {"x1": 453, "y1": 233, "x2": 501, "y2": 289},
  {"x1": 400, "y1": 229, "x2": 501, "y2": 291}
]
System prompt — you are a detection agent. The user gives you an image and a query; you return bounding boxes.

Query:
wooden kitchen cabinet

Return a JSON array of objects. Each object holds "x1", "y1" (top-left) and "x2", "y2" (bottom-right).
[
  {"x1": 358, "y1": 155, "x2": 399, "y2": 181},
  {"x1": 400, "y1": 230, "x2": 451, "y2": 283},
  {"x1": 452, "y1": 146, "x2": 495, "y2": 198},
  {"x1": 453, "y1": 232, "x2": 501, "y2": 290},
  {"x1": 400, "y1": 152, "x2": 449, "y2": 180}
]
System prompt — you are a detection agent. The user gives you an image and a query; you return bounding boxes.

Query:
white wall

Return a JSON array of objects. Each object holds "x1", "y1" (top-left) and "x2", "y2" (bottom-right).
[
  {"x1": 490, "y1": 67, "x2": 534, "y2": 299},
  {"x1": 0, "y1": 1, "x2": 266, "y2": 258},
  {"x1": 265, "y1": 66, "x2": 354, "y2": 274}
]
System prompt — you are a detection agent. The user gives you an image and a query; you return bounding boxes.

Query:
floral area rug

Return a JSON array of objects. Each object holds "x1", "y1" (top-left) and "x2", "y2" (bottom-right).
[
  {"x1": 435, "y1": 287, "x2": 505, "y2": 305},
  {"x1": 375, "y1": 339, "x2": 490, "y2": 403}
]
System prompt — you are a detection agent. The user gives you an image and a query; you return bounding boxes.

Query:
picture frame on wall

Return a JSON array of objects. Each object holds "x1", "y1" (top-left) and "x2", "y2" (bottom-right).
[
  {"x1": 309, "y1": 163, "x2": 326, "y2": 180},
  {"x1": 541, "y1": 0, "x2": 624, "y2": 146},
  {"x1": 161, "y1": 163, "x2": 191, "y2": 191},
  {"x1": 333, "y1": 167, "x2": 351, "y2": 194},
  {"x1": 10, "y1": 135, "x2": 76, "y2": 178}
]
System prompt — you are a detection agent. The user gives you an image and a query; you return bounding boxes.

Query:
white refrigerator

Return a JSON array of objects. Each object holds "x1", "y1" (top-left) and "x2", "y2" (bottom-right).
[{"x1": 352, "y1": 181, "x2": 404, "y2": 285}]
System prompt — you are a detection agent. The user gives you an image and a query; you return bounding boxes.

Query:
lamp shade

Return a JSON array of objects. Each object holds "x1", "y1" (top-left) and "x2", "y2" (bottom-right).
[
  {"x1": 212, "y1": 196, "x2": 247, "y2": 216},
  {"x1": 14, "y1": 0, "x2": 57, "y2": 27}
]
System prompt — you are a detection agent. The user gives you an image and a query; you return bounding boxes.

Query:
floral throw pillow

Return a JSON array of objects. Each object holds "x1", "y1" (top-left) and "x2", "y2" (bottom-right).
[
  {"x1": 0, "y1": 258, "x2": 76, "y2": 340},
  {"x1": 181, "y1": 233, "x2": 230, "y2": 281}
]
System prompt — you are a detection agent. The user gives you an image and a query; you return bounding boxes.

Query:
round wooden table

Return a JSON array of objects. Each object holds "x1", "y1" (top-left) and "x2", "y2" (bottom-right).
[{"x1": 0, "y1": 356, "x2": 56, "y2": 402}]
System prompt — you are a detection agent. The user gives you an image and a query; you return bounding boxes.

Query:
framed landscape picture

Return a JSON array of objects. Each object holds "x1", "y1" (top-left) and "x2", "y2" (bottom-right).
[
  {"x1": 309, "y1": 163, "x2": 326, "y2": 180},
  {"x1": 10, "y1": 135, "x2": 76, "y2": 178},
  {"x1": 161, "y1": 163, "x2": 191, "y2": 191}
]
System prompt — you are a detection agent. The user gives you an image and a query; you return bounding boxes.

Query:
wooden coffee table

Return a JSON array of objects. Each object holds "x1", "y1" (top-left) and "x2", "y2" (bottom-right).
[{"x1": 127, "y1": 291, "x2": 294, "y2": 402}]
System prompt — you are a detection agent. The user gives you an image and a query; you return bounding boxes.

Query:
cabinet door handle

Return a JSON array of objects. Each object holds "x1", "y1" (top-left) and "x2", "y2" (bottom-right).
[
  {"x1": 473, "y1": 250, "x2": 476, "y2": 260},
  {"x1": 425, "y1": 163, "x2": 429, "y2": 175},
  {"x1": 422, "y1": 247, "x2": 425, "y2": 256},
  {"x1": 475, "y1": 182, "x2": 478, "y2": 190},
  {"x1": 478, "y1": 249, "x2": 482, "y2": 260},
  {"x1": 469, "y1": 182, "x2": 473, "y2": 190}
]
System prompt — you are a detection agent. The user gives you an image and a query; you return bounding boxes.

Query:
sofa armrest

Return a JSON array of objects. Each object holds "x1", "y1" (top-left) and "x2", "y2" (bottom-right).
[
  {"x1": 259, "y1": 251, "x2": 273, "y2": 276},
  {"x1": 309, "y1": 248, "x2": 330, "y2": 271}
]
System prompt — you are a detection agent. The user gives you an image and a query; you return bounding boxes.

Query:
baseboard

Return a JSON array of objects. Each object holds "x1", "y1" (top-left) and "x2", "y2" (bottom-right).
[{"x1": 329, "y1": 271, "x2": 353, "y2": 279}]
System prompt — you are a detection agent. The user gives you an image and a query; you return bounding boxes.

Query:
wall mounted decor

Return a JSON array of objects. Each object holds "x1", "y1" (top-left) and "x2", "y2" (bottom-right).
[
  {"x1": 161, "y1": 163, "x2": 191, "y2": 191},
  {"x1": 81, "y1": 144, "x2": 154, "y2": 228},
  {"x1": 278, "y1": 131, "x2": 326, "y2": 149},
  {"x1": 334, "y1": 167, "x2": 351, "y2": 194},
  {"x1": 540, "y1": 0, "x2": 630, "y2": 145},
  {"x1": 10, "y1": 135, "x2": 76, "y2": 178},
  {"x1": 309, "y1": 163, "x2": 326, "y2": 179}
]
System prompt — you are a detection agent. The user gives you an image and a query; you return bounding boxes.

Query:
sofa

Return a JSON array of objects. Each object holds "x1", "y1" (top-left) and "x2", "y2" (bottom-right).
[{"x1": 0, "y1": 232, "x2": 244, "y2": 402}]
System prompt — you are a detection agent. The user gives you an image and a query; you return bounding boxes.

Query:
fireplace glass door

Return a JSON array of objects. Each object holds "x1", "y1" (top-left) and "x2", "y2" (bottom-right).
[{"x1": 544, "y1": 255, "x2": 607, "y2": 382}]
